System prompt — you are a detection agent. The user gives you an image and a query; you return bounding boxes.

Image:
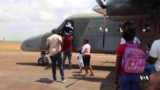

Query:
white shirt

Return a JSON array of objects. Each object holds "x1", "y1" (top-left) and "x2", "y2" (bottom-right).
[
  {"x1": 81, "y1": 43, "x2": 91, "y2": 55},
  {"x1": 120, "y1": 37, "x2": 141, "y2": 45},
  {"x1": 46, "y1": 34, "x2": 62, "y2": 56},
  {"x1": 149, "y1": 39, "x2": 160, "y2": 71}
]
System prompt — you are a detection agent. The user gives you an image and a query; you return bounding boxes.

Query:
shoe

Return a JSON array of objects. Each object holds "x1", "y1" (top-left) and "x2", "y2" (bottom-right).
[
  {"x1": 61, "y1": 79, "x2": 67, "y2": 83},
  {"x1": 52, "y1": 80, "x2": 57, "y2": 83},
  {"x1": 54, "y1": 79, "x2": 57, "y2": 81},
  {"x1": 84, "y1": 73, "x2": 88, "y2": 76}
]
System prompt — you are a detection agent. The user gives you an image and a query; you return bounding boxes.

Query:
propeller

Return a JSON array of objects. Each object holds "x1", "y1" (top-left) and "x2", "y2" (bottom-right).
[{"x1": 96, "y1": 0, "x2": 106, "y2": 9}]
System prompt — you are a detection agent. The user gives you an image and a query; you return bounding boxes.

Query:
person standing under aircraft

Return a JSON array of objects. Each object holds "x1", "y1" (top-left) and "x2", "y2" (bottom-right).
[
  {"x1": 115, "y1": 28, "x2": 144, "y2": 90},
  {"x1": 120, "y1": 21, "x2": 141, "y2": 45},
  {"x1": 46, "y1": 30, "x2": 67, "y2": 83},
  {"x1": 63, "y1": 31, "x2": 73, "y2": 69},
  {"x1": 77, "y1": 49, "x2": 84, "y2": 73},
  {"x1": 81, "y1": 39, "x2": 94, "y2": 76}
]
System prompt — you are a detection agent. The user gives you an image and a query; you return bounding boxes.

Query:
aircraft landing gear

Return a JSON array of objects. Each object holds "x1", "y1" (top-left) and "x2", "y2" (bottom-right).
[{"x1": 38, "y1": 51, "x2": 49, "y2": 65}]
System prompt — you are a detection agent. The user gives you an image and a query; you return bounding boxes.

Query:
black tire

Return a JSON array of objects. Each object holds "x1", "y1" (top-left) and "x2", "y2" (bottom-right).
[{"x1": 38, "y1": 57, "x2": 49, "y2": 65}]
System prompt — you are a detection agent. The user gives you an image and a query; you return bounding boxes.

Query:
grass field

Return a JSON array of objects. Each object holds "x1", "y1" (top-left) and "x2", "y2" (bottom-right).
[{"x1": 0, "y1": 41, "x2": 21, "y2": 51}]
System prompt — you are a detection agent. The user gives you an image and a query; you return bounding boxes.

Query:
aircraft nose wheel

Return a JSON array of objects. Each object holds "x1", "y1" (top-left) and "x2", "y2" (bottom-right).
[
  {"x1": 38, "y1": 57, "x2": 49, "y2": 65},
  {"x1": 38, "y1": 51, "x2": 49, "y2": 65}
]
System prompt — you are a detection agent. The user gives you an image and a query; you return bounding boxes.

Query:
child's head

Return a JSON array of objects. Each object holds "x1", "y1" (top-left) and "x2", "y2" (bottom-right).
[{"x1": 79, "y1": 49, "x2": 82, "y2": 54}]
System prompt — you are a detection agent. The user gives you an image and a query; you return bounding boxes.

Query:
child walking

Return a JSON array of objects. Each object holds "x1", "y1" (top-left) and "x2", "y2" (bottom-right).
[{"x1": 77, "y1": 50, "x2": 84, "y2": 73}]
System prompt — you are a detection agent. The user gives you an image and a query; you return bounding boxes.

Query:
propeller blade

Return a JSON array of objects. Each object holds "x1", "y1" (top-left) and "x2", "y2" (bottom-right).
[{"x1": 96, "y1": 0, "x2": 106, "y2": 9}]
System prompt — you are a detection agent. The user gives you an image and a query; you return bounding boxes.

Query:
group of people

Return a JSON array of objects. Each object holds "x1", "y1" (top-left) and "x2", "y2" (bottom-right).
[
  {"x1": 46, "y1": 30, "x2": 94, "y2": 83},
  {"x1": 115, "y1": 21, "x2": 160, "y2": 90},
  {"x1": 46, "y1": 21, "x2": 160, "y2": 89}
]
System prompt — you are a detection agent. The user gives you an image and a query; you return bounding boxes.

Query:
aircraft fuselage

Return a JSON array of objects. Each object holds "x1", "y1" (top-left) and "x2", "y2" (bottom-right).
[{"x1": 21, "y1": 13, "x2": 160, "y2": 54}]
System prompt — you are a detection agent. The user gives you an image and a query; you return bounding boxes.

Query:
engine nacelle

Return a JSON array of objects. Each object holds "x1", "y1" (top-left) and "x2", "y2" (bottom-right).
[{"x1": 106, "y1": 0, "x2": 156, "y2": 16}]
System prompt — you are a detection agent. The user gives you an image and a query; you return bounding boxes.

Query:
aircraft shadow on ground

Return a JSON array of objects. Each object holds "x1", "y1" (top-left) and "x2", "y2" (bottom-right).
[
  {"x1": 16, "y1": 62, "x2": 52, "y2": 68},
  {"x1": 100, "y1": 70, "x2": 115, "y2": 90},
  {"x1": 16, "y1": 62, "x2": 114, "y2": 71}
]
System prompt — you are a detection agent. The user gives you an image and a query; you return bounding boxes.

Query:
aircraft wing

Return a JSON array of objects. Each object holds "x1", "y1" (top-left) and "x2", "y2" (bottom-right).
[{"x1": 94, "y1": 0, "x2": 160, "y2": 16}]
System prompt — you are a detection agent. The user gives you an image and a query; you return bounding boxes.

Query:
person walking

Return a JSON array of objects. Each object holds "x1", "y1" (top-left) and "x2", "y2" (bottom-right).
[
  {"x1": 63, "y1": 31, "x2": 73, "y2": 69},
  {"x1": 81, "y1": 39, "x2": 94, "y2": 76},
  {"x1": 115, "y1": 28, "x2": 145, "y2": 90},
  {"x1": 77, "y1": 49, "x2": 84, "y2": 73},
  {"x1": 46, "y1": 31, "x2": 67, "y2": 83}
]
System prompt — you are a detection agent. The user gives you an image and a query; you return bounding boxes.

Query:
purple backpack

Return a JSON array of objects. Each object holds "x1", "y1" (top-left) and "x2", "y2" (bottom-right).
[{"x1": 122, "y1": 44, "x2": 146, "y2": 73}]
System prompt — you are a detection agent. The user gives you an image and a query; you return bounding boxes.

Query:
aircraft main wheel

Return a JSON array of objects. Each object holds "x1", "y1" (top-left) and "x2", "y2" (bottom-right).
[{"x1": 38, "y1": 57, "x2": 49, "y2": 65}]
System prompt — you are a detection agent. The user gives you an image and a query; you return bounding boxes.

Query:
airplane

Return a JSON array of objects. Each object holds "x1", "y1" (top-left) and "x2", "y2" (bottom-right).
[
  {"x1": 21, "y1": 13, "x2": 124, "y2": 65},
  {"x1": 94, "y1": 0, "x2": 160, "y2": 16},
  {"x1": 21, "y1": 0, "x2": 160, "y2": 65}
]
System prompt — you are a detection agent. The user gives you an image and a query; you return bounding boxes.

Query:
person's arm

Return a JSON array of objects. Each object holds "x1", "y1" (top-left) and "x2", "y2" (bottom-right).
[
  {"x1": 147, "y1": 41, "x2": 158, "y2": 64},
  {"x1": 59, "y1": 36, "x2": 63, "y2": 52},
  {"x1": 77, "y1": 54, "x2": 79, "y2": 60},
  {"x1": 115, "y1": 54, "x2": 121, "y2": 83},
  {"x1": 147, "y1": 56, "x2": 157, "y2": 64},
  {"x1": 115, "y1": 54, "x2": 121, "y2": 90},
  {"x1": 81, "y1": 45, "x2": 85, "y2": 54},
  {"x1": 46, "y1": 38, "x2": 50, "y2": 49},
  {"x1": 61, "y1": 38, "x2": 63, "y2": 50}
]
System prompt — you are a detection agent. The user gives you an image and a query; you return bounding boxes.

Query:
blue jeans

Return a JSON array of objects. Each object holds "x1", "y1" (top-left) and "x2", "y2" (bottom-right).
[
  {"x1": 50, "y1": 52, "x2": 65, "y2": 81},
  {"x1": 63, "y1": 51, "x2": 72, "y2": 68},
  {"x1": 119, "y1": 74, "x2": 140, "y2": 90}
]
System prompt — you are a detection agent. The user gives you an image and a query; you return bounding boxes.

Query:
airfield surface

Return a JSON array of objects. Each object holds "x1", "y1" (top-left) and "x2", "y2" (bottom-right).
[{"x1": 0, "y1": 42, "x2": 116, "y2": 90}]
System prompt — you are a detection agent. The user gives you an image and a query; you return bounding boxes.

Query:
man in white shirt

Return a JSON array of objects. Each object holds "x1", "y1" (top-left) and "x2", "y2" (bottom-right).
[
  {"x1": 147, "y1": 39, "x2": 160, "y2": 71},
  {"x1": 46, "y1": 31, "x2": 67, "y2": 83}
]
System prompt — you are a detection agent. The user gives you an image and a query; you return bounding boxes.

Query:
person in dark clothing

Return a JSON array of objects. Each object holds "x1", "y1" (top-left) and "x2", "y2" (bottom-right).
[{"x1": 63, "y1": 31, "x2": 73, "y2": 69}]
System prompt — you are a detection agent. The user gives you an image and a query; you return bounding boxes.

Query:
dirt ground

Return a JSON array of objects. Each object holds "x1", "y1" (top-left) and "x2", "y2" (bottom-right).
[{"x1": 0, "y1": 42, "x2": 116, "y2": 90}]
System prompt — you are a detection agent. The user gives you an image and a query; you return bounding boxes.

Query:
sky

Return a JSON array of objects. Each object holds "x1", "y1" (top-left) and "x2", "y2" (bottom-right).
[{"x1": 0, "y1": 0, "x2": 97, "y2": 41}]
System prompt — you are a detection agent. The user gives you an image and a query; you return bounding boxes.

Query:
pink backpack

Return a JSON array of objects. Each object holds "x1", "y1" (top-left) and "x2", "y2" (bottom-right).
[{"x1": 122, "y1": 44, "x2": 146, "y2": 73}]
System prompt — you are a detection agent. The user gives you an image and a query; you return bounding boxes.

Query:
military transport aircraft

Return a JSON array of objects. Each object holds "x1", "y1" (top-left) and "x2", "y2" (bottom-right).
[
  {"x1": 21, "y1": 13, "x2": 125, "y2": 65},
  {"x1": 21, "y1": 0, "x2": 160, "y2": 65}
]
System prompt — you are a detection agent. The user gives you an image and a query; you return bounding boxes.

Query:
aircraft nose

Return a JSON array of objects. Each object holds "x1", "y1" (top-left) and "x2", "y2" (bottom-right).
[{"x1": 21, "y1": 36, "x2": 42, "y2": 51}]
